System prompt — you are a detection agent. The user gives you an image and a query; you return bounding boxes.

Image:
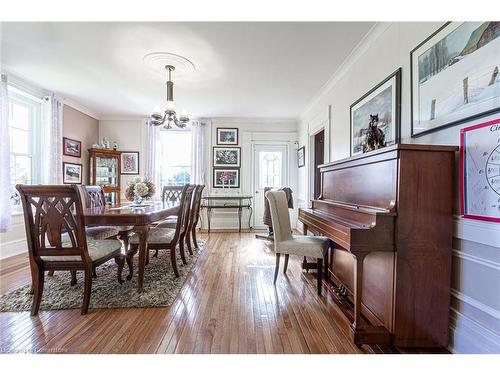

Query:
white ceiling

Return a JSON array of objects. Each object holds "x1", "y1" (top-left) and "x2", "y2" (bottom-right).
[{"x1": 1, "y1": 22, "x2": 374, "y2": 119}]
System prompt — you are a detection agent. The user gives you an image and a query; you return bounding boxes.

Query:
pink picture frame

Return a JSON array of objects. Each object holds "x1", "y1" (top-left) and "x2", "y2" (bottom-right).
[{"x1": 460, "y1": 117, "x2": 500, "y2": 223}]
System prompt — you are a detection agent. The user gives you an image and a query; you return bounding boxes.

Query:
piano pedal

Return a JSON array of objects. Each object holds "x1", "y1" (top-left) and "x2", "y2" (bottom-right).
[{"x1": 335, "y1": 284, "x2": 348, "y2": 299}]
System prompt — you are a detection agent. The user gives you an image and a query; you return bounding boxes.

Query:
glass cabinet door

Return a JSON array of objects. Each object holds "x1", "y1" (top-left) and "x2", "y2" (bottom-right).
[{"x1": 95, "y1": 155, "x2": 119, "y2": 187}]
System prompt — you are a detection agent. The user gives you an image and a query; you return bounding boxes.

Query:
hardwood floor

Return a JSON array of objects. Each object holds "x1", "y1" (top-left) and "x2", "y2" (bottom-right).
[{"x1": 0, "y1": 231, "x2": 394, "y2": 354}]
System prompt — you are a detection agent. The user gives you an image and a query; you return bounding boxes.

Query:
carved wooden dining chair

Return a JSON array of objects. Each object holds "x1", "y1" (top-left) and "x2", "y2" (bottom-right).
[
  {"x1": 266, "y1": 190, "x2": 330, "y2": 296},
  {"x1": 16, "y1": 184, "x2": 125, "y2": 315},
  {"x1": 82, "y1": 185, "x2": 133, "y2": 252},
  {"x1": 128, "y1": 184, "x2": 196, "y2": 277},
  {"x1": 154, "y1": 184, "x2": 204, "y2": 257},
  {"x1": 186, "y1": 185, "x2": 205, "y2": 252}
]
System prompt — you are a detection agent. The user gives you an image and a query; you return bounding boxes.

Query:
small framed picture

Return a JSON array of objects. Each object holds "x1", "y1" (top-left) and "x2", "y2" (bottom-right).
[
  {"x1": 213, "y1": 168, "x2": 240, "y2": 188},
  {"x1": 63, "y1": 162, "x2": 82, "y2": 184},
  {"x1": 63, "y1": 137, "x2": 82, "y2": 158},
  {"x1": 213, "y1": 147, "x2": 241, "y2": 168},
  {"x1": 297, "y1": 146, "x2": 305, "y2": 168},
  {"x1": 216, "y1": 128, "x2": 238, "y2": 145},
  {"x1": 120, "y1": 151, "x2": 140, "y2": 175}
]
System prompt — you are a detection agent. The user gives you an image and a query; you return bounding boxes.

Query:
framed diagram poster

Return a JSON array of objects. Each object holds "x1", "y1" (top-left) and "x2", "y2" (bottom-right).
[{"x1": 460, "y1": 117, "x2": 500, "y2": 222}]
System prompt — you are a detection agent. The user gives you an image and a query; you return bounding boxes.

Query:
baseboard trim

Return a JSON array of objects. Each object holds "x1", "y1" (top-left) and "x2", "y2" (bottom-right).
[
  {"x1": 448, "y1": 307, "x2": 500, "y2": 354},
  {"x1": 451, "y1": 288, "x2": 500, "y2": 321},
  {"x1": 0, "y1": 238, "x2": 27, "y2": 260}
]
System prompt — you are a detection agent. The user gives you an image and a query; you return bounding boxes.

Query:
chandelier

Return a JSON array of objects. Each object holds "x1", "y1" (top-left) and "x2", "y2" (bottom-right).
[{"x1": 149, "y1": 65, "x2": 189, "y2": 129}]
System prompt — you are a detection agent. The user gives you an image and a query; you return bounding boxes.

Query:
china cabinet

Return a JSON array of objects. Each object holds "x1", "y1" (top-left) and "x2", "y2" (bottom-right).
[{"x1": 88, "y1": 148, "x2": 121, "y2": 205}]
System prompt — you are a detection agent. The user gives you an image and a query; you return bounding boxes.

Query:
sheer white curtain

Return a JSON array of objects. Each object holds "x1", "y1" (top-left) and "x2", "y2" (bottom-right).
[
  {"x1": 0, "y1": 74, "x2": 11, "y2": 232},
  {"x1": 41, "y1": 94, "x2": 63, "y2": 184},
  {"x1": 145, "y1": 121, "x2": 162, "y2": 199},
  {"x1": 191, "y1": 120, "x2": 206, "y2": 185}
]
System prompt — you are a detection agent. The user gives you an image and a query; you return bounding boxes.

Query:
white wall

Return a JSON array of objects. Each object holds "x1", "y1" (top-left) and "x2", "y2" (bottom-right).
[
  {"x1": 297, "y1": 22, "x2": 500, "y2": 353},
  {"x1": 202, "y1": 118, "x2": 298, "y2": 230}
]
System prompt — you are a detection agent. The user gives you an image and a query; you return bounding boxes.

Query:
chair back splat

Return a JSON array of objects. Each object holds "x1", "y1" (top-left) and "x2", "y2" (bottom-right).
[
  {"x1": 162, "y1": 185, "x2": 184, "y2": 204},
  {"x1": 82, "y1": 185, "x2": 106, "y2": 208}
]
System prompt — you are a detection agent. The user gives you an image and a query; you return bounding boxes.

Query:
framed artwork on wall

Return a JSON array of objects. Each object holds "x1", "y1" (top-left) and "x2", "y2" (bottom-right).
[
  {"x1": 411, "y1": 22, "x2": 500, "y2": 137},
  {"x1": 62, "y1": 162, "x2": 82, "y2": 184},
  {"x1": 460, "y1": 117, "x2": 500, "y2": 223},
  {"x1": 297, "y1": 146, "x2": 305, "y2": 168},
  {"x1": 63, "y1": 137, "x2": 82, "y2": 158},
  {"x1": 213, "y1": 168, "x2": 240, "y2": 188},
  {"x1": 350, "y1": 68, "x2": 401, "y2": 156},
  {"x1": 120, "y1": 151, "x2": 140, "y2": 175},
  {"x1": 213, "y1": 147, "x2": 241, "y2": 168},
  {"x1": 216, "y1": 128, "x2": 239, "y2": 145}
]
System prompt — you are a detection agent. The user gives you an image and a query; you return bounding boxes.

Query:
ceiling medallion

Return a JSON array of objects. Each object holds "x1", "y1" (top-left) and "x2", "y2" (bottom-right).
[{"x1": 143, "y1": 52, "x2": 196, "y2": 76}]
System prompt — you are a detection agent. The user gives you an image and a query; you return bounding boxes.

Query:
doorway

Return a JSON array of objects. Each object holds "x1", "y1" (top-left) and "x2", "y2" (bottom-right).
[
  {"x1": 313, "y1": 130, "x2": 325, "y2": 199},
  {"x1": 253, "y1": 144, "x2": 289, "y2": 228}
]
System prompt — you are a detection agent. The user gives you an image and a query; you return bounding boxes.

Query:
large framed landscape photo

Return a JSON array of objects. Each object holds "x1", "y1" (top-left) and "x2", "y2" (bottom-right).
[
  {"x1": 411, "y1": 22, "x2": 500, "y2": 137},
  {"x1": 350, "y1": 68, "x2": 401, "y2": 156}
]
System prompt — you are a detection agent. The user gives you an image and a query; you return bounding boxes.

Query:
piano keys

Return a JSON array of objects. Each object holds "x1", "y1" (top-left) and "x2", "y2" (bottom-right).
[{"x1": 298, "y1": 144, "x2": 457, "y2": 348}]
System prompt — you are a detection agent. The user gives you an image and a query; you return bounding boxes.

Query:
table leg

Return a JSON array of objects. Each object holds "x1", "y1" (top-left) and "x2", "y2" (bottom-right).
[
  {"x1": 134, "y1": 225, "x2": 149, "y2": 293},
  {"x1": 247, "y1": 206, "x2": 253, "y2": 229},
  {"x1": 207, "y1": 207, "x2": 212, "y2": 233},
  {"x1": 238, "y1": 207, "x2": 242, "y2": 232}
]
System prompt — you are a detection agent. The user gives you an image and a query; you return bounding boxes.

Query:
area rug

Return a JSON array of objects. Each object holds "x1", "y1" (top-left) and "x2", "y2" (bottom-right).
[{"x1": 0, "y1": 240, "x2": 204, "y2": 312}]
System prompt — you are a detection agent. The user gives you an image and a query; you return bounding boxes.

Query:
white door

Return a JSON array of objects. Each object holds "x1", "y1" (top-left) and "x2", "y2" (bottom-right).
[{"x1": 253, "y1": 144, "x2": 288, "y2": 228}]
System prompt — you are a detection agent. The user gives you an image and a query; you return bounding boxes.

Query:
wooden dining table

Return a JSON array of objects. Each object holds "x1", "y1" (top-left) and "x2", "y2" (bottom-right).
[{"x1": 84, "y1": 201, "x2": 179, "y2": 292}]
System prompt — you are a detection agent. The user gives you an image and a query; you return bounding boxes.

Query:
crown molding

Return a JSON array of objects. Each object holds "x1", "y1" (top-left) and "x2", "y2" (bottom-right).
[
  {"x1": 300, "y1": 22, "x2": 393, "y2": 121},
  {"x1": 63, "y1": 98, "x2": 101, "y2": 120},
  {"x1": 98, "y1": 116, "x2": 149, "y2": 122},
  {"x1": 3, "y1": 70, "x2": 102, "y2": 120},
  {"x1": 208, "y1": 116, "x2": 298, "y2": 125}
]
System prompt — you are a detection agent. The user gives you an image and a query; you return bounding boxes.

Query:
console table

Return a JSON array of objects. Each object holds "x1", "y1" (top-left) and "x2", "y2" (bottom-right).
[{"x1": 201, "y1": 195, "x2": 253, "y2": 232}]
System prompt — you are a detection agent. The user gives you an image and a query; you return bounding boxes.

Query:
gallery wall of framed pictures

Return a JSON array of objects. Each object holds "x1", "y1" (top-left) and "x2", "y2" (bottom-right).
[
  {"x1": 212, "y1": 127, "x2": 241, "y2": 189},
  {"x1": 62, "y1": 137, "x2": 84, "y2": 184}
]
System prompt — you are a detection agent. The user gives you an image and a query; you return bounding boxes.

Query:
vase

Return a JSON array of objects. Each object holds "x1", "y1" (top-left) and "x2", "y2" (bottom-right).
[{"x1": 133, "y1": 193, "x2": 143, "y2": 205}]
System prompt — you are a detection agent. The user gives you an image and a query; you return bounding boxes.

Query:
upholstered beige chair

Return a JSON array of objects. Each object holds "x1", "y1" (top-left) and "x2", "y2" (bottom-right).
[{"x1": 266, "y1": 190, "x2": 330, "y2": 295}]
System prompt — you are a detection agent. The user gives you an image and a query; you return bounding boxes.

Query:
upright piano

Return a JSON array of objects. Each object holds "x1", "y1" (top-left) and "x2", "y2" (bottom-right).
[{"x1": 298, "y1": 144, "x2": 457, "y2": 348}]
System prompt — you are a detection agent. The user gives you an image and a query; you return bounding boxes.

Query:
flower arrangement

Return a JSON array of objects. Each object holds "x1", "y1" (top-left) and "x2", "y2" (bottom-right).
[{"x1": 125, "y1": 177, "x2": 156, "y2": 204}]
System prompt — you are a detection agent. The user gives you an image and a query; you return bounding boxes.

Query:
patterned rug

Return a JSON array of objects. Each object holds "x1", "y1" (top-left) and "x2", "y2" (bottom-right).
[{"x1": 0, "y1": 240, "x2": 204, "y2": 312}]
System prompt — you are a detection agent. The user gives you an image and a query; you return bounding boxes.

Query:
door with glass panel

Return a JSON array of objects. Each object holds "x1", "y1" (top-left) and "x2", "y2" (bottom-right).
[{"x1": 253, "y1": 144, "x2": 288, "y2": 228}]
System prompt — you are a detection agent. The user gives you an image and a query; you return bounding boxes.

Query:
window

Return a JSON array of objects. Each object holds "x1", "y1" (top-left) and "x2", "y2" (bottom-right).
[
  {"x1": 8, "y1": 87, "x2": 42, "y2": 209},
  {"x1": 259, "y1": 151, "x2": 283, "y2": 189},
  {"x1": 159, "y1": 130, "x2": 192, "y2": 186}
]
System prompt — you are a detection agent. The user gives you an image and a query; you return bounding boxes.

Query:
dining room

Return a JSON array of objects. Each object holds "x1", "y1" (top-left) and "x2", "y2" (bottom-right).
[{"x1": 1, "y1": 2, "x2": 499, "y2": 371}]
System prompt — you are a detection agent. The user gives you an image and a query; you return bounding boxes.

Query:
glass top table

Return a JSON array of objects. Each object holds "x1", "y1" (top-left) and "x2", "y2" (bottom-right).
[{"x1": 201, "y1": 195, "x2": 253, "y2": 232}]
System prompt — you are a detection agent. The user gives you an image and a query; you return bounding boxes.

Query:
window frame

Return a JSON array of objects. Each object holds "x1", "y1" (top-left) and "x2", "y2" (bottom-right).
[{"x1": 8, "y1": 86, "x2": 43, "y2": 211}]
